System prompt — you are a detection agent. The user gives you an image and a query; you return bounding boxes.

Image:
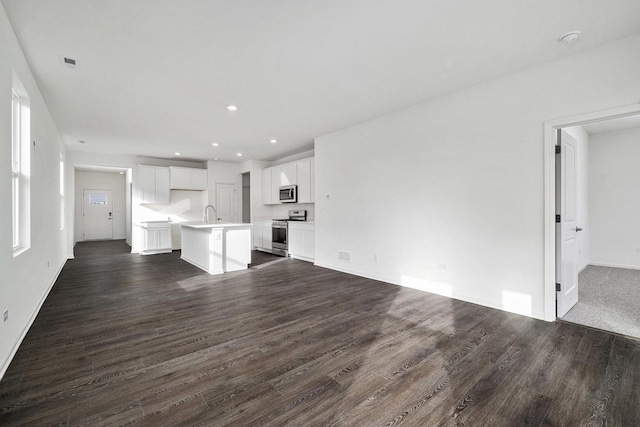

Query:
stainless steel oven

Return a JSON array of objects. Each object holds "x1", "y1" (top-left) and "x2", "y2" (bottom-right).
[
  {"x1": 272, "y1": 220, "x2": 288, "y2": 256},
  {"x1": 271, "y1": 210, "x2": 307, "y2": 257}
]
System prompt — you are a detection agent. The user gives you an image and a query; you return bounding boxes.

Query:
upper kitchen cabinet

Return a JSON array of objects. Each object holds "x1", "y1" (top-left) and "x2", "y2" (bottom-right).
[
  {"x1": 139, "y1": 165, "x2": 170, "y2": 204},
  {"x1": 281, "y1": 163, "x2": 297, "y2": 186},
  {"x1": 262, "y1": 157, "x2": 314, "y2": 205},
  {"x1": 169, "y1": 166, "x2": 207, "y2": 190},
  {"x1": 270, "y1": 167, "x2": 280, "y2": 204},
  {"x1": 296, "y1": 158, "x2": 314, "y2": 204},
  {"x1": 262, "y1": 168, "x2": 272, "y2": 204}
]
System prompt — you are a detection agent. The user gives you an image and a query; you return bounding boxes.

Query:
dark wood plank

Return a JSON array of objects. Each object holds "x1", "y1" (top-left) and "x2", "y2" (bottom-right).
[{"x1": 1, "y1": 240, "x2": 639, "y2": 426}]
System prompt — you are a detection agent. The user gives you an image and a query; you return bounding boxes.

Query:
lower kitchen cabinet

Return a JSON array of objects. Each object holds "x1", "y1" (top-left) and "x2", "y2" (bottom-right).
[
  {"x1": 288, "y1": 222, "x2": 315, "y2": 262},
  {"x1": 140, "y1": 222, "x2": 172, "y2": 255},
  {"x1": 253, "y1": 221, "x2": 272, "y2": 252}
]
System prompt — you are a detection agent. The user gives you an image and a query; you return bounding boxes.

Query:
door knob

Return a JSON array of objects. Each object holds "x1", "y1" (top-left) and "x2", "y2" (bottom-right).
[{"x1": 575, "y1": 227, "x2": 583, "y2": 232}]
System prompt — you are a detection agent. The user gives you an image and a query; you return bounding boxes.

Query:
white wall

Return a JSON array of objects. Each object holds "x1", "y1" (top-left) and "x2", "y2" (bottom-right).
[
  {"x1": 74, "y1": 171, "x2": 127, "y2": 242},
  {"x1": 563, "y1": 125, "x2": 590, "y2": 271},
  {"x1": 315, "y1": 33, "x2": 640, "y2": 320},
  {"x1": 589, "y1": 126, "x2": 640, "y2": 268},
  {"x1": 0, "y1": 3, "x2": 67, "y2": 378}
]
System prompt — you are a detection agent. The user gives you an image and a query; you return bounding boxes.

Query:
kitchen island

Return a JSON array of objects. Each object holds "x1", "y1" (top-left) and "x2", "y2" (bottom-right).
[{"x1": 180, "y1": 222, "x2": 252, "y2": 275}]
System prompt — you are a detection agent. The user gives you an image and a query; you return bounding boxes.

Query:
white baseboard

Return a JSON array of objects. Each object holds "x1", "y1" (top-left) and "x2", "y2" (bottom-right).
[
  {"x1": 588, "y1": 261, "x2": 640, "y2": 270},
  {"x1": 289, "y1": 255, "x2": 315, "y2": 263},
  {"x1": 314, "y1": 261, "x2": 545, "y2": 321},
  {"x1": 0, "y1": 259, "x2": 67, "y2": 380}
]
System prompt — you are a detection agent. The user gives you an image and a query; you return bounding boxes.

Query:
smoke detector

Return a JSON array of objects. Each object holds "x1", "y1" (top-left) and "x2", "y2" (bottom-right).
[{"x1": 559, "y1": 31, "x2": 581, "y2": 44}]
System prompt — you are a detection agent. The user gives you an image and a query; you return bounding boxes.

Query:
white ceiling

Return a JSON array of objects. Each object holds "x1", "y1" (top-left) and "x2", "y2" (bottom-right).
[
  {"x1": 582, "y1": 114, "x2": 640, "y2": 135},
  {"x1": 3, "y1": 0, "x2": 640, "y2": 163}
]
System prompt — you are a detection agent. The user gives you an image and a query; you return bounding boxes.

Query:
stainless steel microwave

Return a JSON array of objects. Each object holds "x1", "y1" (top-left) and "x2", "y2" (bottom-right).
[{"x1": 279, "y1": 185, "x2": 297, "y2": 203}]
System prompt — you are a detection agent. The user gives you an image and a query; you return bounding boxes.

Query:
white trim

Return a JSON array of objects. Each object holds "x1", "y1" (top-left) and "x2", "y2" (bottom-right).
[
  {"x1": 289, "y1": 254, "x2": 315, "y2": 263},
  {"x1": 314, "y1": 262, "x2": 545, "y2": 320},
  {"x1": 588, "y1": 262, "x2": 640, "y2": 271},
  {"x1": 0, "y1": 259, "x2": 67, "y2": 380},
  {"x1": 543, "y1": 103, "x2": 640, "y2": 322}
]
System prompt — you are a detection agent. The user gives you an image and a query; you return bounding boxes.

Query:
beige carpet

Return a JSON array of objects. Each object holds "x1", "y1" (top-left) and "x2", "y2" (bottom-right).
[{"x1": 562, "y1": 265, "x2": 640, "y2": 339}]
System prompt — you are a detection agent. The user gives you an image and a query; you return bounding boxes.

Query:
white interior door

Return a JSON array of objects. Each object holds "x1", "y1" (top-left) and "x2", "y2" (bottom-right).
[
  {"x1": 556, "y1": 130, "x2": 580, "y2": 317},
  {"x1": 216, "y1": 183, "x2": 237, "y2": 222},
  {"x1": 83, "y1": 189, "x2": 113, "y2": 240}
]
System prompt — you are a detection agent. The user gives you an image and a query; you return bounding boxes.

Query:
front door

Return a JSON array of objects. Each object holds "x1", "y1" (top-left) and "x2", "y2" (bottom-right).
[
  {"x1": 556, "y1": 130, "x2": 580, "y2": 317},
  {"x1": 82, "y1": 189, "x2": 113, "y2": 240},
  {"x1": 216, "y1": 183, "x2": 237, "y2": 222}
]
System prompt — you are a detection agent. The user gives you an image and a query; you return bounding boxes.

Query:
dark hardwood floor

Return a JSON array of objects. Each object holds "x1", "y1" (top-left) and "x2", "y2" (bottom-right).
[
  {"x1": 1, "y1": 240, "x2": 639, "y2": 426},
  {"x1": 248, "y1": 249, "x2": 283, "y2": 268}
]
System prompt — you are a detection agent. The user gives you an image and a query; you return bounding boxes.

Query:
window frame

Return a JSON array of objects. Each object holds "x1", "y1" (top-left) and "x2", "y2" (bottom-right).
[
  {"x1": 60, "y1": 154, "x2": 65, "y2": 230},
  {"x1": 12, "y1": 73, "x2": 31, "y2": 256},
  {"x1": 11, "y1": 89, "x2": 21, "y2": 249}
]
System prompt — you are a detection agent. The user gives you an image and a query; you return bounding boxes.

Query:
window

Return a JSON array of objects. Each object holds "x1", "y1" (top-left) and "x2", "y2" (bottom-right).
[
  {"x1": 12, "y1": 73, "x2": 30, "y2": 255},
  {"x1": 60, "y1": 154, "x2": 65, "y2": 230},
  {"x1": 88, "y1": 193, "x2": 108, "y2": 205},
  {"x1": 11, "y1": 89, "x2": 20, "y2": 247}
]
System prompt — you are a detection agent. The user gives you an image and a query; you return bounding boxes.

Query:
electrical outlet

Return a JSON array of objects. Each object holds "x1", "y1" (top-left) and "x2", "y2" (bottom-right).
[
  {"x1": 47, "y1": 261, "x2": 50, "y2": 267},
  {"x1": 438, "y1": 263, "x2": 448, "y2": 270},
  {"x1": 3, "y1": 310, "x2": 8, "y2": 322}
]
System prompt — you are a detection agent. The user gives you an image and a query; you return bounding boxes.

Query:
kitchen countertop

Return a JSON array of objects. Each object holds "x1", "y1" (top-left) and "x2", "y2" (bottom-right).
[{"x1": 180, "y1": 221, "x2": 251, "y2": 229}]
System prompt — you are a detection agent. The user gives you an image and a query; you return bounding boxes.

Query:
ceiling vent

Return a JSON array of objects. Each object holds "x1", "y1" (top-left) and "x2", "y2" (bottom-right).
[{"x1": 59, "y1": 55, "x2": 79, "y2": 70}]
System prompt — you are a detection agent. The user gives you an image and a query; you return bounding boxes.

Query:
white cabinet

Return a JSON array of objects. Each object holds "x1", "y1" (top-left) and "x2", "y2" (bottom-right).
[
  {"x1": 271, "y1": 168, "x2": 280, "y2": 204},
  {"x1": 262, "y1": 169, "x2": 272, "y2": 205},
  {"x1": 262, "y1": 157, "x2": 314, "y2": 205},
  {"x1": 140, "y1": 222, "x2": 172, "y2": 255},
  {"x1": 253, "y1": 221, "x2": 273, "y2": 251},
  {"x1": 288, "y1": 222, "x2": 315, "y2": 262},
  {"x1": 169, "y1": 167, "x2": 207, "y2": 190},
  {"x1": 296, "y1": 159, "x2": 314, "y2": 204},
  {"x1": 262, "y1": 222, "x2": 272, "y2": 251},
  {"x1": 139, "y1": 165, "x2": 170, "y2": 204},
  {"x1": 253, "y1": 222, "x2": 263, "y2": 249},
  {"x1": 281, "y1": 163, "x2": 297, "y2": 186}
]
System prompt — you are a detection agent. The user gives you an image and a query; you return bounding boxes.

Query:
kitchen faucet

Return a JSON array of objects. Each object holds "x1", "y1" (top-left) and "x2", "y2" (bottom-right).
[{"x1": 204, "y1": 204, "x2": 217, "y2": 224}]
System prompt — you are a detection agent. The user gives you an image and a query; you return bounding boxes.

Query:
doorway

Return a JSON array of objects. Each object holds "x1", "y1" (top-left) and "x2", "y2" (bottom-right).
[
  {"x1": 242, "y1": 172, "x2": 251, "y2": 223},
  {"x1": 82, "y1": 189, "x2": 113, "y2": 240},
  {"x1": 74, "y1": 166, "x2": 130, "y2": 244},
  {"x1": 545, "y1": 104, "x2": 640, "y2": 337},
  {"x1": 216, "y1": 183, "x2": 237, "y2": 222}
]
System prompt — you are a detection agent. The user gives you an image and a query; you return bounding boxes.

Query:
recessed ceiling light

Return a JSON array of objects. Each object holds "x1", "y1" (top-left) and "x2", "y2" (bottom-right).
[
  {"x1": 559, "y1": 31, "x2": 581, "y2": 44},
  {"x1": 174, "y1": 152, "x2": 181, "y2": 156},
  {"x1": 270, "y1": 139, "x2": 277, "y2": 144},
  {"x1": 119, "y1": 171, "x2": 124, "y2": 175},
  {"x1": 79, "y1": 140, "x2": 85, "y2": 144},
  {"x1": 236, "y1": 153, "x2": 243, "y2": 157},
  {"x1": 214, "y1": 158, "x2": 218, "y2": 161},
  {"x1": 227, "y1": 105, "x2": 238, "y2": 111},
  {"x1": 212, "y1": 142, "x2": 219, "y2": 147}
]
